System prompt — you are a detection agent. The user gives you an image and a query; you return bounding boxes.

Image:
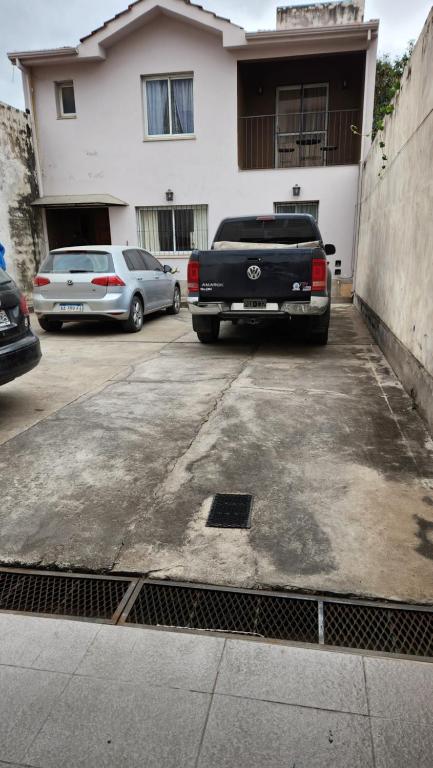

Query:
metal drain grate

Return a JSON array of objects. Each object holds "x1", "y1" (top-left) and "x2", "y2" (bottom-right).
[
  {"x1": 324, "y1": 602, "x2": 433, "y2": 657},
  {"x1": 0, "y1": 568, "x2": 136, "y2": 623},
  {"x1": 123, "y1": 581, "x2": 433, "y2": 658},
  {"x1": 125, "y1": 582, "x2": 319, "y2": 643},
  {"x1": 206, "y1": 494, "x2": 253, "y2": 529}
]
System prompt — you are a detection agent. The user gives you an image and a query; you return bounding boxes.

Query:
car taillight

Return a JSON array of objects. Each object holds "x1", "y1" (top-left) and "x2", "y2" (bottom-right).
[
  {"x1": 33, "y1": 276, "x2": 50, "y2": 286},
  {"x1": 91, "y1": 275, "x2": 125, "y2": 286},
  {"x1": 311, "y1": 258, "x2": 327, "y2": 292},
  {"x1": 187, "y1": 260, "x2": 200, "y2": 294},
  {"x1": 19, "y1": 294, "x2": 30, "y2": 317}
]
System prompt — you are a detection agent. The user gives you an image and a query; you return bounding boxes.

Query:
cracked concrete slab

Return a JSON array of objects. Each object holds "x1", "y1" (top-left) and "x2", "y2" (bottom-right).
[{"x1": 0, "y1": 307, "x2": 432, "y2": 602}]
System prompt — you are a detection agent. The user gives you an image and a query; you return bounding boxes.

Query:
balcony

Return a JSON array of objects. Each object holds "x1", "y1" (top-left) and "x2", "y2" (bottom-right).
[{"x1": 238, "y1": 109, "x2": 361, "y2": 171}]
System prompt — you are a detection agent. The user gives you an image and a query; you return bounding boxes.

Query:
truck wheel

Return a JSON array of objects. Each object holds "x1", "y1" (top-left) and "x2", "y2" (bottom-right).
[
  {"x1": 309, "y1": 304, "x2": 330, "y2": 345},
  {"x1": 311, "y1": 328, "x2": 329, "y2": 345},
  {"x1": 193, "y1": 317, "x2": 220, "y2": 343}
]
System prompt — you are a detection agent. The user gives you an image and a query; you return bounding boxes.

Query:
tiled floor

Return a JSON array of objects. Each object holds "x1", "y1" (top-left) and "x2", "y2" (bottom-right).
[{"x1": 0, "y1": 613, "x2": 432, "y2": 767}]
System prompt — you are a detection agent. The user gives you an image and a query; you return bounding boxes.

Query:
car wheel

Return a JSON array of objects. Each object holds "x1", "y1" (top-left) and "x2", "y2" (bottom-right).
[
  {"x1": 166, "y1": 285, "x2": 181, "y2": 315},
  {"x1": 38, "y1": 318, "x2": 63, "y2": 332},
  {"x1": 122, "y1": 296, "x2": 144, "y2": 333}
]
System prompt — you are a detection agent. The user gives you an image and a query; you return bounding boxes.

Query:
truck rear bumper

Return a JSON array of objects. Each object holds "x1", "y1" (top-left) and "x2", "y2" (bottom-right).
[{"x1": 188, "y1": 296, "x2": 329, "y2": 317}]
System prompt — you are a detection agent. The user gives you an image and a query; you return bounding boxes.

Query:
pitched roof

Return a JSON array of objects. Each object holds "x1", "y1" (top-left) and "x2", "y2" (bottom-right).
[{"x1": 79, "y1": 0, "x2": 243, "y2": 43}]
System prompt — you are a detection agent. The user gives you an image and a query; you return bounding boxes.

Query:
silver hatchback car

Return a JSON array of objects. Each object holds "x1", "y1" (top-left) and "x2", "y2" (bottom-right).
[{"x1": 33, "y1": 245, "x2": 181, "y2": 333}]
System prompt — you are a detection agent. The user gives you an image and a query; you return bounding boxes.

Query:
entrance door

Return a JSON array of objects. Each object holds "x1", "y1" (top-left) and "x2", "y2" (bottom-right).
[
  {"x1": 276, "y1": 83, "x2": 328, "y2": 168},
  {"x1": 46, "y1": 207, "x2": 111, "y2": 250}
]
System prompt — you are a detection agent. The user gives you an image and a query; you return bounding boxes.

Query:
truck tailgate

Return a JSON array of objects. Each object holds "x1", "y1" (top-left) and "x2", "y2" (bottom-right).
[{"x1": 198, "y1": 248, "x2": 315, "y2": 301}]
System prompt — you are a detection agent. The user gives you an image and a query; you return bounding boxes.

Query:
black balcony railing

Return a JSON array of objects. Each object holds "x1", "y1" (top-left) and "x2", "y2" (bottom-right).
[{"x1": 239, "y1": 109, "x2": 361, "y2": 170}]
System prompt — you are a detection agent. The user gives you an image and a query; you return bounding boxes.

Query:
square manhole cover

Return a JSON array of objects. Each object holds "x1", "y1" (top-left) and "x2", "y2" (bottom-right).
[{"x1": 206, "y1": 494, "x2": 253, "y2": 529}]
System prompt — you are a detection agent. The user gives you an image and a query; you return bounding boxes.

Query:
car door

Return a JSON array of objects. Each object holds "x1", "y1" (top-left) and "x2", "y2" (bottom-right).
[
  {"x1": 123, "y1": 249, "x2": 158, "y2": 311},
  {"x1": 141, "y1": 251, "x2": 172, "y2": 307}
]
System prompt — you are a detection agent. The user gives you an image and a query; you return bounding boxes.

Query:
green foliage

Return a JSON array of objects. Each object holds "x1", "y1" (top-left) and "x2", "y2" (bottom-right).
[{"x1": 373, "y1": 41, "x2": 414, "y2": 137}]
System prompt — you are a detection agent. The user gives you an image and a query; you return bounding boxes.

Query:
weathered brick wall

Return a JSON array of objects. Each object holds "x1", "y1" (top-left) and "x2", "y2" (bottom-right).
[{"x1": 0, "y1": 101, "x2": 44, "y2": 292}]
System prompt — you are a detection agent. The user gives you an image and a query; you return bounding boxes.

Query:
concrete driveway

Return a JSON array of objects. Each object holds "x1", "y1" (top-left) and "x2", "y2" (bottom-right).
[{"x1": 0, "y1": 306, "x2": 432, "y2": 603}]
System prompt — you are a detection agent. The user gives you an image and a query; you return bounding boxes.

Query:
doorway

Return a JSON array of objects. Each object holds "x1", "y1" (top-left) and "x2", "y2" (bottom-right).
[{"x1": 45, "y1": 207, "x2": 111, "y2": 250}]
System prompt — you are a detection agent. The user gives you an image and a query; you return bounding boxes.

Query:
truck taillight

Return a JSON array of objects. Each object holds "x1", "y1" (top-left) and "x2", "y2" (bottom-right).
[
  {"x1": 33, "y1": 276, "x2": 50, "y2": 286},
  {"x1": 311, "y1": 258, "x2": 327, "y2": 292},
  {"x1": 91, "y1": 275, "x2": 125, "y2": 286},
  {"x1": 187, "y1": 260, "x2": 200, "y2": 294}
]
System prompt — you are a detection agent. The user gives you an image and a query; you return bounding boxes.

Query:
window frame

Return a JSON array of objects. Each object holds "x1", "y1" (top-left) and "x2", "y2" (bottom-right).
[
  {"x1": 55, "y1": 81, "x2": 76, "y2": 119},
  {"x1": 142, "y1": 73, "x2": 195, "y2": 140},
  {"x1": 136, "y1": 204, "x2": 208, "y2": 257},
  {"x1": 274, "y1": 201, "x2": 320, "y2": 222}
]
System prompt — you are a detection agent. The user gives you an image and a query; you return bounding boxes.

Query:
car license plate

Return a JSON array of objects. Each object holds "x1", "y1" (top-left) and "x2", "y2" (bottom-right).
[
  {"x1": 243, "y1": 299, "x2": 267, "y2": 309},
  {"x1": 0, "y1": 310, "x2": 11, "y2": 328},
  {"x1": 59, "y1": 304, "x2": 83, "y2": 312}
]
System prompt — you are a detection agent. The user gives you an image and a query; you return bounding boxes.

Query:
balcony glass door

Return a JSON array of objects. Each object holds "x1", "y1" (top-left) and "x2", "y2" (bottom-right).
[{"x1": 276, "y1": 83, "x2": 328, "y2": 168}]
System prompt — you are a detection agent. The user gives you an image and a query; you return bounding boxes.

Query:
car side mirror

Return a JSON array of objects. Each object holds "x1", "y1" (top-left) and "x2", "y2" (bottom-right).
[
  {"x1": 163, "y1": 264, "x2": 172, "y2": 273},
  {"x1": 324, "y1": 244, "x2": 336, "y2": 256}
]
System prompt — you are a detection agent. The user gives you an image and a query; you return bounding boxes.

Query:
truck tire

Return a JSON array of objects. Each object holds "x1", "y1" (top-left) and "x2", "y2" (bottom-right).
[
  {"x1": 193, "y1": 316, "x2": 220, "y2": 343},
  {"x1": 309, "y1": 303, "x2": 330, "y2": 346}
]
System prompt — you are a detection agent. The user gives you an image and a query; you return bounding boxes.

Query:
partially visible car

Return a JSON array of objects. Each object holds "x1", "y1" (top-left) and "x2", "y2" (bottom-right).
[
  {"x1": 33, "y1": 245, "x2": 181, "y2": 333},
  {"x1": 0, "y1": 268, "x2": 41, "y2": 386}
]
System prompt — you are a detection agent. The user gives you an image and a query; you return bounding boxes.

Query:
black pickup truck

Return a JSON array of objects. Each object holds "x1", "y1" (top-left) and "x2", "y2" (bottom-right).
[{"x1": 187, "y1": 214, "x2": 335, "y2": 344}]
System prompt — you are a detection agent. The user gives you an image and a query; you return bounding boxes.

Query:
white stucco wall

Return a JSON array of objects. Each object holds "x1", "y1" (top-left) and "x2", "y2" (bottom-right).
[
  {"x1": 355, "y1": 9, "x2": 433, "y2": 376},
  {"x1": 29, "y1": 13, "x2": 365, "y2": 280},
  {"x1": 0, "y1": 101, "x2": 43, "y2": 291}
]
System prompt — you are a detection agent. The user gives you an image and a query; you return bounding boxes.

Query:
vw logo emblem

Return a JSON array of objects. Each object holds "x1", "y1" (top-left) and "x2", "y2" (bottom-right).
[
  {"x1": 67, "y1": 279, "x2": 73, "y2": 286},
  {"x1": 247, "y1": 265, "x2": 261, "y2": 280}
]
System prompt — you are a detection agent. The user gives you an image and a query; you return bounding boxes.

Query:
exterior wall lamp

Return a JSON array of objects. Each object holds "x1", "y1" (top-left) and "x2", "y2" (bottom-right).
[
  {"x1": 292, "y1": 184, "x2": 301, "y2": 197},
  {"x1": 165, "y1": 189, "x2": 174, "y2": 202}
]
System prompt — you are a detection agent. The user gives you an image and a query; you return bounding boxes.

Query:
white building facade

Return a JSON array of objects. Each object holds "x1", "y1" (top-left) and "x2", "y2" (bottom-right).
[{"x1": 8, "y1": 0, "x2": 378, "y2": 286}]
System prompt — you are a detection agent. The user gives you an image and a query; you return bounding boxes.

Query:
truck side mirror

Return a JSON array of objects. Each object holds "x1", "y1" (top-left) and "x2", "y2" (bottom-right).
[{"x1": 324, "y1": 244, "x2": 336, "y2": 256}]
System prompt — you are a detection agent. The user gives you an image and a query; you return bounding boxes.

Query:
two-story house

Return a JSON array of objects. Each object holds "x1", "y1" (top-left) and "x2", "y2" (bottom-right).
[{"x1": 8, "y1": 0, "x2": 378, "y2": 289}]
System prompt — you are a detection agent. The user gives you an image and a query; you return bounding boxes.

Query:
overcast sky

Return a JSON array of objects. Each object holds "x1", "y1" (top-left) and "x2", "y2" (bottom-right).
[{"x1": 1, "y1": 0, "x2": 431, "y2": 109}]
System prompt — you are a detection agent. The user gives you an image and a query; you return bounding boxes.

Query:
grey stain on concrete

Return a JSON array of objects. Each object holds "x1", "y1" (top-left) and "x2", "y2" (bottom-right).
[{"x1": 0, "y1": 307, "x2": 432, "y2": 602}]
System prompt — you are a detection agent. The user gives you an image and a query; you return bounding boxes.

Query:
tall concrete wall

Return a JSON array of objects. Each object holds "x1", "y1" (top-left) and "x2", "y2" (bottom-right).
[
  {"x1": 0, "y1": 101, "x2": 43, "y2": 292},
  {"x1": 355, "y1": 9, "x2": 433, "y2": 431}
]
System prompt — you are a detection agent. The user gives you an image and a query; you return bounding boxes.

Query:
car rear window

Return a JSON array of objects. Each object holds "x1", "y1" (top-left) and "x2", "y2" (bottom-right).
[
  {"x1": 214, "y1": 216, "x2": 319, "y2": 246},
  {"x1": 40, "y1": 251, "x2": 114, "y2": 273}
]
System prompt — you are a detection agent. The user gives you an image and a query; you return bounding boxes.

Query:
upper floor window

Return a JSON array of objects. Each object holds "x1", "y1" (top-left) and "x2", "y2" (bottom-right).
[
  {"x1": 143, "y1": 75, "x2": 194, "y2": 137},
  {"x1": 56, "y1": 81, "x2": 76, "y2": 118}
]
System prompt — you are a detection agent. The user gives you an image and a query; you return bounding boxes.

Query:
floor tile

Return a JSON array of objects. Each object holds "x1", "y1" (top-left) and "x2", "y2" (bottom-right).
[
  {"x1": 371, "y1": 717, "x2": 433, "y2": 767},
  {"x1": 197, "y1": 694, "x2": 373, "y2": 768},
  {"x1": 25, "y1": 675, "x2": 210, "y2": 768},
  {"x1": 216, "y1": 640, "x2": 367, "y2": 714},
  {"x1": 0, "y1": 666, "x2": 69, "y2": 763},
  {"x1": 76, "y1": 625, "x2": 224, "y2": 692},
  {"x1": 364, "y1": 657, "x2": 433, "y2": 723},
  {"x1": 0, "y1": 613, "x2": 99, "y2": 673}
]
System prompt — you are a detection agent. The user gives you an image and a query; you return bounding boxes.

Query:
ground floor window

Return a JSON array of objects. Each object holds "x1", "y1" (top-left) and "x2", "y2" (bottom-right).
[
  {"x1": 274, "y1": 201, "x2": 319, "y2": 221},
  {"x1": 137, "y1": 205, "x2": 208, "y2": 255}
]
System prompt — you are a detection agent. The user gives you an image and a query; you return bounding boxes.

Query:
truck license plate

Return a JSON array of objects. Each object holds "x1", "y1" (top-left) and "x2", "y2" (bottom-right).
[
  {"x1": 243, "y1": 299, "x2": 266, "y2": 309},
  {"x1": 0, "y1": 310, "x2": 11, "y2": 327},
  {"x1": 59, "y1": 304, "x2": 83, "y2": 312}
]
